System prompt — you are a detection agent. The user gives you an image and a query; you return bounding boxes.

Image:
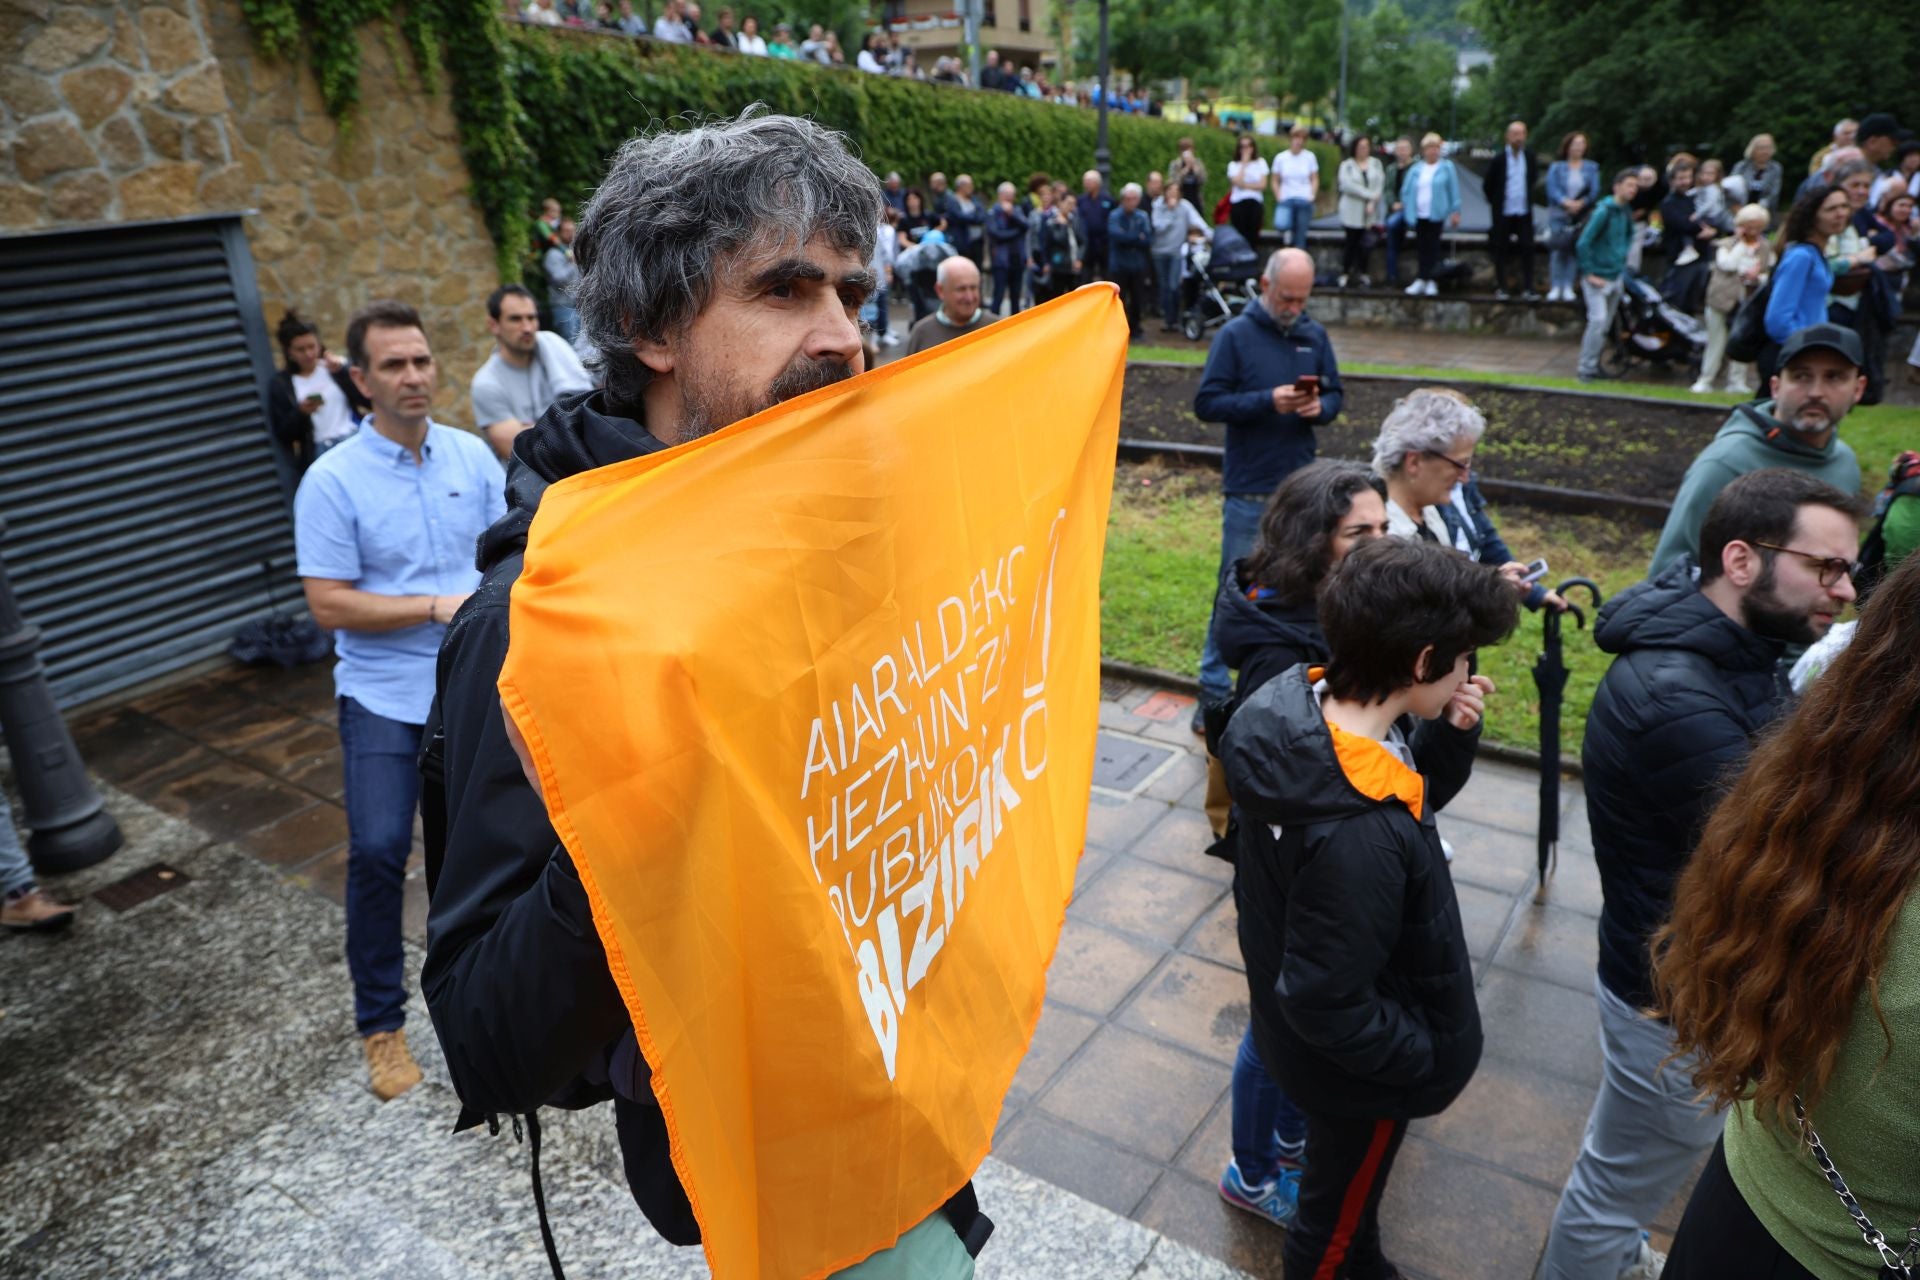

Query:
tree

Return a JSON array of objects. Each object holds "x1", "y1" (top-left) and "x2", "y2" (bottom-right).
[
  {"x1": 1345, "y1": 0, "x2": 1459, "y2": 137},
  {"x1": 1069, "y1": 0, "x2": 1225, "y2": 89},
  {"x1": 1469, "y1": 0, "x2": 1920, "y2": 168}
]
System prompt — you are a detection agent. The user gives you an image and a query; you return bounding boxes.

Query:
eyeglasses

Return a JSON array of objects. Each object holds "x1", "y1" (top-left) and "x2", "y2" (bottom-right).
[
  {"x1": 1421, "y1": 449, "x2": 1473, "y2": 477},
  {"x1": 1751, "y1": 542, "x2": 1859, "y2": 588}
]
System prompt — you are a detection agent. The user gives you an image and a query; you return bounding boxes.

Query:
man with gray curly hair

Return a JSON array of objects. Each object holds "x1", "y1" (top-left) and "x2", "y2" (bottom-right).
[{"x1": 421, "y1": 109, "x2": 992, "y2": 1274}]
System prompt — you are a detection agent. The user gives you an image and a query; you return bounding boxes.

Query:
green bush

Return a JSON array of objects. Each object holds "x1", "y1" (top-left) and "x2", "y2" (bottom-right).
[{"x1": 508, "y1": 27, "x2": 1341, "y2": 221}]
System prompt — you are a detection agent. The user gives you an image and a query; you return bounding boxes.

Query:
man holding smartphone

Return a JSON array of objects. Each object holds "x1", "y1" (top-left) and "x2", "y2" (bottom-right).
[{"x1": 1192, "y1": 246, "x2": 1344, "y2": 730}]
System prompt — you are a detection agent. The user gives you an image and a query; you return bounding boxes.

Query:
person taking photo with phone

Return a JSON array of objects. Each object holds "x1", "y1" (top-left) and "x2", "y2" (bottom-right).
[
  {"x1": 1190, "y1": 246, "x2": 1344, "y2": 731},
  {"x1": 268, "y1": 309, "x2": 370, "y2": 476},
  {"x1": 1370, "y1": 387, "x2": 1569, "y2": 611}
]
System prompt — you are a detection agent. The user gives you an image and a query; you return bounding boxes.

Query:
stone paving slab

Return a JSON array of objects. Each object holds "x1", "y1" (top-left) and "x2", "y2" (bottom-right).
[{"x1": 7, "y1": 661, "x2": 1668, "y2": 1279}]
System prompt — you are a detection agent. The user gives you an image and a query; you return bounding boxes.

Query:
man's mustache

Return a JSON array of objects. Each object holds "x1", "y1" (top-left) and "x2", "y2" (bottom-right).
[{"x1": 768, "y1": 357, "x2": 854, "y2": 407}]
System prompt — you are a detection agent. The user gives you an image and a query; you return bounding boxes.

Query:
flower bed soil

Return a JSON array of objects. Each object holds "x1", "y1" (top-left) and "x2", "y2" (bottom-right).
[{"x1": 1120, "y1": 364, "x2": 1730, "y2": 506}]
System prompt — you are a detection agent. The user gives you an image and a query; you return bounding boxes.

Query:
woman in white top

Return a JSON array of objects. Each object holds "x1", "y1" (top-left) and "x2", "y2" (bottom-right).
[
  {"x1": 1225, "y1": 134, "x2": 1269, "y2": 245},
  {"x1": 734, "y1": 14, "x2": 766, "y2": 54},
  {"x1": 268, "y1": 310, "x2": 369, "y2": 475},
  {"x1": 1694, "y1": 203, "x2": 1774, "y2": 394},
  {"x1": 1270, "y1": 124, "x2": 1321, "y2": 249},
  {"x1": 1399, "y1": 132, "x2": 1461, "y2": 296},
  {"x1": 1336, "y1": 136, "x2": 1385, "y2": 287}
]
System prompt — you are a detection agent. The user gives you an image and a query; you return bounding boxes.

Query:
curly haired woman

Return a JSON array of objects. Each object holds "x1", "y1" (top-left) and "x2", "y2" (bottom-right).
[{"x1": 1652, "y1": 553, "x2": 1920, "y2": 1280}]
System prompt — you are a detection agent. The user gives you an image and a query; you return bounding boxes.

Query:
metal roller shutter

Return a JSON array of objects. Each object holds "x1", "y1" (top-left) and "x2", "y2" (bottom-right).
[{"x1": 0, "y1": 215, "x2": 295, "y2": 707}]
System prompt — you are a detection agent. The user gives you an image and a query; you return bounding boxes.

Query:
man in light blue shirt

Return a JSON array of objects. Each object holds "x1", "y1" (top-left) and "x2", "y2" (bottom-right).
[
  {"x1": 1483, "y1": 118, "x2": 1540, "y2": 301},
  {"x1": 294, "y1": 298, "x2": 505, "y2": 1100}
]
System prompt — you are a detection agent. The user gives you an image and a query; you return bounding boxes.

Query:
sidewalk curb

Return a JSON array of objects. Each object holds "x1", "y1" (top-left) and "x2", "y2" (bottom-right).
[{"x1": 1098, "y1": 658, "x2": 1582, "y2": 780}]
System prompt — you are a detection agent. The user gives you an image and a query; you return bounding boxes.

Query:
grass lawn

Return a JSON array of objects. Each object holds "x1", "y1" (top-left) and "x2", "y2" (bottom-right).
[
  {"x1": 1127, "y1": 345, "x2": 1920, "y2": 482},
  {"x1": 1102, "y1": 460, "x2": 1657, "y2": 757}
]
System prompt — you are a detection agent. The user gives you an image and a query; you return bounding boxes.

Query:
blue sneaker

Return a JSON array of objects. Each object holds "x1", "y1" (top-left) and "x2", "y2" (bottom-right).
[{"x1": 1218, "y1": 1159, "x2": 1301, "y2": 1227}]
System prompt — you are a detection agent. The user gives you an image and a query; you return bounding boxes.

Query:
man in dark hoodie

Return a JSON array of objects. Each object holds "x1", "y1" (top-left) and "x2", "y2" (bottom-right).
[
  {"x1": 420, "y1": 110, "x2": 990, "y2": 1275},
  {"x1": 1541, "y1": 469, "x2": 1861, "y2": 1280},
  {"x1": 1191, "y1": 246, "x2": 1344, "y2": 729},
  {"x1": 1221, "y1": 538, "x2": 1517, "y2": 1278},
  {"x1": 1649, "y1": 323, "x2": 1865, "y2": 575}
]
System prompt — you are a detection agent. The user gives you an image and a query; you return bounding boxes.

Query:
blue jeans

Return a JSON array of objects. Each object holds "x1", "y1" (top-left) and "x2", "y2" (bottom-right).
[
  {"x1": 1276, "y1": 198, "x2": 1314, "y2": 249},
  {"x1": 1384, "y1": 209, "x2": 1409, "y2": 281},
  {"x1": 339, "y1": 696, "x2": 423, "y2": 1037},
  {"x1": 0, "y1": 789, "x2": 33, "y2": 897},
  {"x1": 548, "y1": 302, "x2": 580, "y2": 343},
  {"x1": 1232, "y1": 1024, "x2": 1309, "y2": 1184},
  {"x1": 862, "y1": 286, "x2": 890, "y2": 339},
  {"x1": 1197, "y1": 493, "x2": 1268, "y2": 703},
  {"x1": 1547, "y1": 210, "x2": 1579, "y2": 293},
  {"x1": 1153, "y1": 251, "x2": 1182, "y2": 325}
]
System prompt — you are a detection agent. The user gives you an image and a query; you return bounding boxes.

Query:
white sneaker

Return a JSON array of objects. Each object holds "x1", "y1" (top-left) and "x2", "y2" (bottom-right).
[
  {"x1": 1423, "y1": 279, "x2": 1439, "y2": 296},
  {"x1": 879, "y1": 333, "x2": 900, "y2": 348},
  {"x1": 1689, "y1": 378, "x2": 1714, "y2": 394},
  {"x1": 1405, "y1": 279, "x2": 1425, "y2": 297},
  {"x1": 1726, "y1": 382, "x2": 1752, "y2": 396},
  {"x1": 1618, "y1": 1235, "x2": 1667, "y2": 1280}
]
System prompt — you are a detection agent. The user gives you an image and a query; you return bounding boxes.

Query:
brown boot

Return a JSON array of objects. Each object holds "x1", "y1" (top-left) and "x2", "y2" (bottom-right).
[
  {"x1": 363, "y1": 1029, "x2": 423, "y2": 1101},
  {"x1": 2, "y1": 886, "x2": 76, "y2": 933}
]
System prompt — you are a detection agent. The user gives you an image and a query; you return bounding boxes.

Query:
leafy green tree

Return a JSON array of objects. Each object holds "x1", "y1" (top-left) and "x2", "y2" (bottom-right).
[
  {"x1": 1345, "y1": 0, "x2": 1458, "y2": 137},
  {"x1": 1069, "y1": 0, "x2": 1226, "y2": 89}
]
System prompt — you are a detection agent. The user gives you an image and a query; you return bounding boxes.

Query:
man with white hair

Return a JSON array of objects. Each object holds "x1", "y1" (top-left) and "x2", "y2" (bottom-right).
[
  {"x1": 1809, "y1": 117, "x2": 1858, "y2": 176},
  {"x1": 984, "y1": 181, "x2": 1031, "y2": 316},
  {"x1": 1106, "y1": 182, "x2": 1155, "y2": 337},
  {"x1": 904, "y1": 255, "x2": 991, "y2": 354},
  {"x1": 1191, "y1": 246, "x2": 1343, "y2": 726},
  {"x1": 1077, "y1": 169, "x2": 1115, "y2": 282}
]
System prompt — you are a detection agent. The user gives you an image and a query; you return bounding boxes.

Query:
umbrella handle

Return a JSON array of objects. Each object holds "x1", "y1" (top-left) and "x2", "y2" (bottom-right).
[{"x1": 1553, "y1": 577, "x2": 1603, "y2": 632}]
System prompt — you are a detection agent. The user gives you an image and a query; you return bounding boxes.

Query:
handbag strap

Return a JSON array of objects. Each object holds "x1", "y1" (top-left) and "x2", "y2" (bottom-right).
[{"x1": 1794, "y1": 1095, "x2": 1920, "y2": 1276}]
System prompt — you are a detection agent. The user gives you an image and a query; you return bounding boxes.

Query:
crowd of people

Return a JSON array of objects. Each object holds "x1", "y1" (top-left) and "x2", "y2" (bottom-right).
[
  {"x1": 507, "y1": 0, "x2": 1158, "y2": 108},
  {"x1": 28, "y1": 98, "x2": 1907, "y2": 1280}
]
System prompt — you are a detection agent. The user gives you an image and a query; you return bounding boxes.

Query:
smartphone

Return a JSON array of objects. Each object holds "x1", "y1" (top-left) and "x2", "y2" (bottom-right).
[
  {"x1": 1294, "y1": 373, "x2": 1320, "y2": 395},
  {"x1": 1521, "y1": 558, "x2": 1550, "y2": 584}
]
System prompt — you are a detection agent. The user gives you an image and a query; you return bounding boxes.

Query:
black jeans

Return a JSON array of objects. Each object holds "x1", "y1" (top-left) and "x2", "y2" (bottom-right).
[
  {"x1": 1284, "y1": 1113, "x2": 1410, "y2": 1280},
  {"x1": 1341, "y1": 227, "x2": 1370, "y2": 279},
  {"x1": 1415, "y1": 219, "x2": 1444, "y2": 281},
  {"x1": 1663, "y1": 1139, "x2": 1818, "y2": 1280},
  {"x1": 1491, "y1": 211, "x2": 1535, "y2": 292},
  {"x1": 1112, "y1": 263, "x2": 1155, "y2": 334},
  {"x1": 1229, "y1": 198, "x2": 1264, "y2": 246}
]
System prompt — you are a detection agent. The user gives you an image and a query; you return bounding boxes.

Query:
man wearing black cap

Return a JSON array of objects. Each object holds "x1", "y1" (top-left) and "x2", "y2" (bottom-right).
[
  {"x1": 1650, "y1": 324, "x2": 1866, "y2": 573},
  {"x1": 1856, "y1": 113, "x2": 1903, "y2": 171}
]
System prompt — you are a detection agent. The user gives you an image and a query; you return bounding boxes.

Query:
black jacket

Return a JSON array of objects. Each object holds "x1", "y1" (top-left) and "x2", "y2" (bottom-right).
[
  {"x1": 1480, "y1": 146, "x2": 1538, "y2": 214},
  {"x1": 266, "y1": 366, "x2": 369, "y2": 475},
  {"x1": 420, "y1": 390, "x2": 700, "y2": 1242},
  {"x1": 1214, "y1": 560, "x2": 1328, "y2": 708},
  {"x1": 1222, "y1": 665, "x2": 1483, "y2": 1119},
  {"x1": 1581, "y1": 558, "x2": 1789, "y2": 1010}
]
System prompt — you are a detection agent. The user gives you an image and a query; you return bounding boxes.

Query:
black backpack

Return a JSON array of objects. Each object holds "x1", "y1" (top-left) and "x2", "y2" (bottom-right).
[{"x1": 1857, "y1": 450, "x2": 1920, "y2": 602}]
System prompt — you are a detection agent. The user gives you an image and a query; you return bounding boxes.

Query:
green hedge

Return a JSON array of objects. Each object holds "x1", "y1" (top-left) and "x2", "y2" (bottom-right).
[{"x1": 508, "y1": 27, "x2": 1342, "y2": 222}]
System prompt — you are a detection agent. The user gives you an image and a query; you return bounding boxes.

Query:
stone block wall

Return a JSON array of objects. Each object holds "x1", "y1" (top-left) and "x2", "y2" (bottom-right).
[{"x1": 0, "y1": 0, "x2": 503, "y2": 416}]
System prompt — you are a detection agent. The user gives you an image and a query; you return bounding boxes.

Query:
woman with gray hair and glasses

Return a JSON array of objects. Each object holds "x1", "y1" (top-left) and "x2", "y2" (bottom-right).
[{"x1": 1371, "y1": 387, "x2": 1568, "y2": 611}]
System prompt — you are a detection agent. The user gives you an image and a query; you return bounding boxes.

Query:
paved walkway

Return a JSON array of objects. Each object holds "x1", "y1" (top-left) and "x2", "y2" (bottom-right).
[{"x1": 2, "y1": 661, "x2": 1691, "y2": 1278}]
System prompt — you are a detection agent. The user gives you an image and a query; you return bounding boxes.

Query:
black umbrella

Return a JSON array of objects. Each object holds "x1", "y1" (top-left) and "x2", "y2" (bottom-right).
[{"x1": 1532, "y1": 578, "x2": 1602, "y2": 901}]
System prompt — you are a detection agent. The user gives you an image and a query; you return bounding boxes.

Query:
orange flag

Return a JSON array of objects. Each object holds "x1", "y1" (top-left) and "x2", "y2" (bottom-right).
[{"x1": 497, "y1": 284, "x2": 1127, "y2": 1278}]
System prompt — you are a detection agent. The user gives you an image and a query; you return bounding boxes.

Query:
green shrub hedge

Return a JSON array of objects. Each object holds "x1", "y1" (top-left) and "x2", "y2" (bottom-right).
[{"x1": 508, "y1": 27, "x2": 1341, "y2": 222}]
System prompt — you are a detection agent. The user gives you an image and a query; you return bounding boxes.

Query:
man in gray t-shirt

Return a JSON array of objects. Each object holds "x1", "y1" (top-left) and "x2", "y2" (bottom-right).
[{"x1": 470, "y1": 283, "x2": 593, "y2": 460}]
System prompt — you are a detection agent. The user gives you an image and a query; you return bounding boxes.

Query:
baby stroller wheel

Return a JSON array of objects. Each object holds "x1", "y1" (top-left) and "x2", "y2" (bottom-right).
[
  {"x1": 1598, "y1": 337, "x2": 1631, "y2": 379},
  {"x1": 1182, "y1": 315, "x2": 1203, "y2": 342}
]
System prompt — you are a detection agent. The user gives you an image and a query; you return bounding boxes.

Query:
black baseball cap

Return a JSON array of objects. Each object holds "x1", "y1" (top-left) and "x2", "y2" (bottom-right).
[
  {"x1": 1778, "y1": 323, "x2": 1864, "y2": 371},
  {"x1": 1857, "y1": 113, "x2": 1902, "y2": 143}
]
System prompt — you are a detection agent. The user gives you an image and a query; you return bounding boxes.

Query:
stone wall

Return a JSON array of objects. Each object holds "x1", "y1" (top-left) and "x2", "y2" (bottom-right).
[{"x1": 0, "y1": 0, "x2": 502, "y2": 415}]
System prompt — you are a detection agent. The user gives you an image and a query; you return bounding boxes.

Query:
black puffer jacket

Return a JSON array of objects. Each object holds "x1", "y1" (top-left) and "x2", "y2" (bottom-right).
[
  {"x1": 1213, "y1": 560, "x2": 1328, "y2": 706},
  {"x1": 1222, "y1": 665, "x2": 1483, "y2": 1119},
  {"x1": 1581, "y1": 557, "x2": 1790, "y2": 1010}
]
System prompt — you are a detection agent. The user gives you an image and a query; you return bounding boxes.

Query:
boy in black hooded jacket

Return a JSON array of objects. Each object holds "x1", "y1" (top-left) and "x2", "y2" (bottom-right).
[{"x1": 1221, "y1": 539, "x2": 1517, "y2": 1279}]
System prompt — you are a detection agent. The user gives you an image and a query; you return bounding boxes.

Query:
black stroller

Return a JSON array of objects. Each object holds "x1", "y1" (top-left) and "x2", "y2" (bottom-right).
[
  {"x1": 1178, "y1": 223, "x2": 1262, "y2": 342},
  {"x1": 1598, "y1": 269, "x2": 1707, "y2": 378}
]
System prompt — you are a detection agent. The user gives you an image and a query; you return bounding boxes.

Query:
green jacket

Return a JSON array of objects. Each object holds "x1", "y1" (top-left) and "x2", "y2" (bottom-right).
[
  {"x1": 1576, "y1": 196, "x2": 1634, "y2": 281},
  {"x1": 1649, "y1": 402, "x2": 1862, "y2": 575},
  {"x1": 1726, "y1": 892, "x2": 1920, "y2": 1280}
]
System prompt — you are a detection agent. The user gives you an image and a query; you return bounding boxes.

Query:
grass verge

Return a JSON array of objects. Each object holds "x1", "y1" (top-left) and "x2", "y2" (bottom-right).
[
  {"x1": 1102, "y1": 460, "x2": 1657, "y2": 757},
  {"x1": 1126, "y1": 345, "x2": 1919, "y2": 484}
]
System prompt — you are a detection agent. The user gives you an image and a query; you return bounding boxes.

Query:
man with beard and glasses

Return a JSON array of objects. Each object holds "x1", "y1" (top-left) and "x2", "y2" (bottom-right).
[
  {"x1": 1541, "y1": 468, "x2": 1861, "y2": 1280},
  {"x1": 420, "y1": 109, "x2": 992, "y2": 1275},
  {"x1": 1650, "y1": 324, "x2": 1865, "y2": 575}
]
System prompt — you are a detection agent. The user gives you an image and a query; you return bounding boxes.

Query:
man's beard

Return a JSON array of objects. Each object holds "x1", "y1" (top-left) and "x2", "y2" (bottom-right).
[
  {"x1": 677, "y1": 354, "x2": 853, "y2": 441},
  {"x1": 1741, "y1": 563, "x2": 1824, "y2": 646}
]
